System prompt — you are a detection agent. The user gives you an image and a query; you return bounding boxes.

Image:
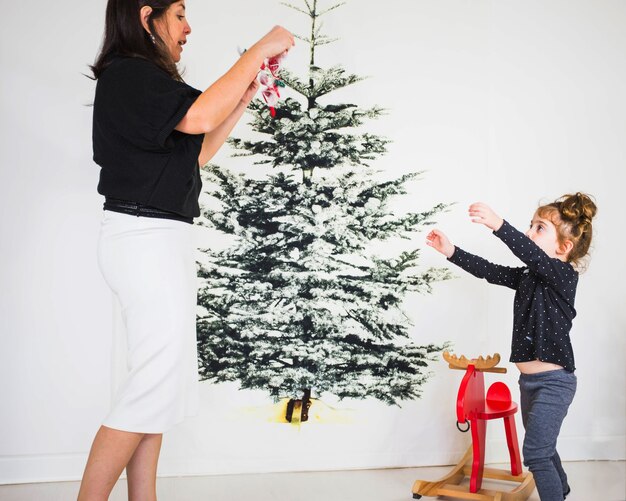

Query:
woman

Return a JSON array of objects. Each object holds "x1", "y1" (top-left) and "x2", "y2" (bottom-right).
[{"x1": 79, "y1": 1, "x2": 294, "y2": 499}]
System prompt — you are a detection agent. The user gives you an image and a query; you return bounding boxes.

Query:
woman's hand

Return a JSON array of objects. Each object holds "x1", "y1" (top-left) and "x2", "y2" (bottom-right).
[
  {"x1": 252, "y1": 25, "x2": 295, "y2": 59},
  {"x1": 468, "y1": 202, "x2": 503, "y2": 231},
  {"x1": 240, "y1": 79, "x2": 260, "y2": 106},
  {"x1": 177, "y1": 26, "x2": 293, "y2": 137},
  {"x1": 426, "y1": 229, "x2": 455, "y2": 258}
]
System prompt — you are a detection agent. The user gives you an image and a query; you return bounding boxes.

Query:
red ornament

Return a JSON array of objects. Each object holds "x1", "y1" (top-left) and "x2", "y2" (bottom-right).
[{"x1": 258, "y1": 55, "x2": 285, "y2": 117}]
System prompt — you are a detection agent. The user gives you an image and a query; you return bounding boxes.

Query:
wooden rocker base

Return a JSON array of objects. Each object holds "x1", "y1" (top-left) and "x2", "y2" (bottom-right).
[{"x1": 412, "y1": 446, "x2": 535, "y2": 501}]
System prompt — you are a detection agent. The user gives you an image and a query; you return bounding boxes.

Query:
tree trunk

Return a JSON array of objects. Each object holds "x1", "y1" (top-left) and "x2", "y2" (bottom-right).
[{"x1": 285, "y1": 388, "x2": 312, "y2": 423}]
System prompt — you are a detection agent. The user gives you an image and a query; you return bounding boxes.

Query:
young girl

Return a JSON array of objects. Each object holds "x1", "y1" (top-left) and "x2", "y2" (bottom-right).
[
  {"x1": 426, "y1": 193, "x2": 597, "y2": 501},
  {"x1": 80, "y1": 1, "x2": 293, "y2": 500}
]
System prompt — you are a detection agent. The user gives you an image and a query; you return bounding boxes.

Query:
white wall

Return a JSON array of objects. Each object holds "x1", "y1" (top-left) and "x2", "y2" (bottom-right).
[{"x1": 1, "y1": 0, "x2": 624, "y2": 484}]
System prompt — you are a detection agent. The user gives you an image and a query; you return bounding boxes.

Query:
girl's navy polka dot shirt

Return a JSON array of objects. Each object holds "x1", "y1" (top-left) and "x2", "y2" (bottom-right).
[{"x1": 448, "y1": 220, "x2": 578, "y2": 372}]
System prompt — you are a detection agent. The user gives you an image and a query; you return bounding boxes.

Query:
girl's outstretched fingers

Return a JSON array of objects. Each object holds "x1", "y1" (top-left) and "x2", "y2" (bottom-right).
[
  {"x1": 468, "y1": 202, "x2": 503, "y2": 231},
  {"x1": 426, "y1": 229, "x2": 454, "y2": 258}
]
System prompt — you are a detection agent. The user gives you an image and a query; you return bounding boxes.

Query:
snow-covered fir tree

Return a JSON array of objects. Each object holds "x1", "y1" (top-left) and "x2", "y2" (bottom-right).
[{"x1": 196, "y1": 0, "x2": 451, "y2": 422}]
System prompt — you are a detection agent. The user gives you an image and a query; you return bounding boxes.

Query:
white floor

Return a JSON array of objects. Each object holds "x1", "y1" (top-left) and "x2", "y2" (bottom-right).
[{"x1": 0, "y1": 461, "x2": 624, "y2": 501}]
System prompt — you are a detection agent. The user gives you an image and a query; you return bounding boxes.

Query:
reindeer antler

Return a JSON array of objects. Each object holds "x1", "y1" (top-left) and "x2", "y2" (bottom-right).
[{"x1": 443, "y1": 351, "x2": 505, "y2": 373}]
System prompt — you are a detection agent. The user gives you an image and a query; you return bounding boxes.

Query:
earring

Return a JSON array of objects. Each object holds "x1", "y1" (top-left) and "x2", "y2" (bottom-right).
[{"x1": 149, "y1": 33, "x2": 156, "y2": 44}]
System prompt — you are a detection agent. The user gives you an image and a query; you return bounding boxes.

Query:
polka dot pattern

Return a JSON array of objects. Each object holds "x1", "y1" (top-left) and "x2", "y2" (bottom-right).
[{"x1": 448, "y1": 220, "x2": 578, "y2": 372}]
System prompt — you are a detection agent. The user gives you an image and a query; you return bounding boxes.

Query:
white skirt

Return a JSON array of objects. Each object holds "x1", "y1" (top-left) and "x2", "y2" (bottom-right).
[{"x1": 97, "y1": 210, "x2": 199, "y2": 433}]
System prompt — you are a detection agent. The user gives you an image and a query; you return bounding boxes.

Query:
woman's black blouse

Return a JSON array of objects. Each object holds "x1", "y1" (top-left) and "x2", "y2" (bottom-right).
[
  {"x1": 448, "y1": 220, "x2": 578, "y2": 372},
  {"x1": 93, "y1": 55, "x2": 205, "y2": 219}
]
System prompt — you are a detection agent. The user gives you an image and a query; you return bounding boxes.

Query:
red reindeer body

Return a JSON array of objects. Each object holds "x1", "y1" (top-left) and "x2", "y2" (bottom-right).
[
  {"x1": 411, "y1": 352, "x2": 534, "y2": 500},
  {"x1": 456, "y1": 363, "x2": 522, "y2": 492}
]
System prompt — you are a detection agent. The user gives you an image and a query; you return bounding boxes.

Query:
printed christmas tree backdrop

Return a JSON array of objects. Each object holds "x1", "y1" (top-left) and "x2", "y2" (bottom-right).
[{"x1": 196, "y1": 0, "x2": 452, "y2": 423}]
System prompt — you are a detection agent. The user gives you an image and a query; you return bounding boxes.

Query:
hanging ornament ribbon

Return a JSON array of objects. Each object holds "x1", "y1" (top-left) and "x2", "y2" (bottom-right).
[
  {"x1": 238, "y1": 47, "x2": 286, "y2": 118},
  {"x1": 258, "y1": 54, "x2": 285, "y2": 117}
]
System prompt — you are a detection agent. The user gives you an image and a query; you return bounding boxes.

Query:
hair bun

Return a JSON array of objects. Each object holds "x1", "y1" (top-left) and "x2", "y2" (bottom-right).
[{"x1": 558, "y1": 192, "x2": 597, "y2": 224}]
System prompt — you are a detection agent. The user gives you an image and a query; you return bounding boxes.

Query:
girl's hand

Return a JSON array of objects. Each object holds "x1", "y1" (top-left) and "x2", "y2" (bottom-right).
[
  {"x1": 252, "y1": 26, "x2": 295, "y2": 59},
  {"x1": 426, "y1": 229, "x2": 455, "y2": 258},
  {"x1": 469, "y1": 202, "x2": 503, "y2": 231}
]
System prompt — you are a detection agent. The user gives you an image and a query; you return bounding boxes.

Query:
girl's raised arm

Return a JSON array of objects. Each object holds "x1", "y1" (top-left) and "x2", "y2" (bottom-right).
[{"x1": 469, "y1": 202, "x2": 577, "y2": 288}]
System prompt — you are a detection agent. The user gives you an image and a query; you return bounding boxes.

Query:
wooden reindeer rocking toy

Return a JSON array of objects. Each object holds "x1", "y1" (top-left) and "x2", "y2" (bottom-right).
[{"x1": 412, "y1": 352, "x2": 535, "y2": 501}]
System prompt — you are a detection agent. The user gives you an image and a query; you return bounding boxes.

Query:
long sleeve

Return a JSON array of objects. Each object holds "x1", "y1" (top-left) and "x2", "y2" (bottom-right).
[
  {"x1": 447, "y1": 221, "x2": 578, "y2": 372},
  {"x1": 493, "y1": 220, "x2": 578, "y2": 293},
  {"x1": 448, "y1": 246, "x2": 524, "y2": 290}
]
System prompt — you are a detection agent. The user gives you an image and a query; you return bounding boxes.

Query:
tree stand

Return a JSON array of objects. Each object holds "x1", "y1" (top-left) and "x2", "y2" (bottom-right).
[{"x1": 412, "y1": 352, "x2": 535, "y2": 501}]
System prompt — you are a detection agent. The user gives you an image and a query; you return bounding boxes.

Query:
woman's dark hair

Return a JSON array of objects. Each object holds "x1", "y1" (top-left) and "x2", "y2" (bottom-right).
[{"x1": 91, "y1": 0, "x2": 182, "y2": 81}]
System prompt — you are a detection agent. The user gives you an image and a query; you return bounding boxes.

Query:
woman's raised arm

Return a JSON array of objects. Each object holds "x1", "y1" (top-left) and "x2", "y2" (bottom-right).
[{"x1": 176, "y1": 26, "x2": 294, "y2": 134}]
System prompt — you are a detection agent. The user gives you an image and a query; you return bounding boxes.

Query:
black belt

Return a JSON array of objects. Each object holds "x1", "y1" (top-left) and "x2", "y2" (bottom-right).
[{"x1": 103, "y1": 198, "x2": 193, "y2": 224}]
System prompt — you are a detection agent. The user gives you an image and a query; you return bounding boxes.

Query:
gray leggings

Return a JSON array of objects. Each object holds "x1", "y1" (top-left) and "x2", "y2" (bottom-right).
[{"x1": 519, "y1": 370, "x2": 577, "y2": 501}]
